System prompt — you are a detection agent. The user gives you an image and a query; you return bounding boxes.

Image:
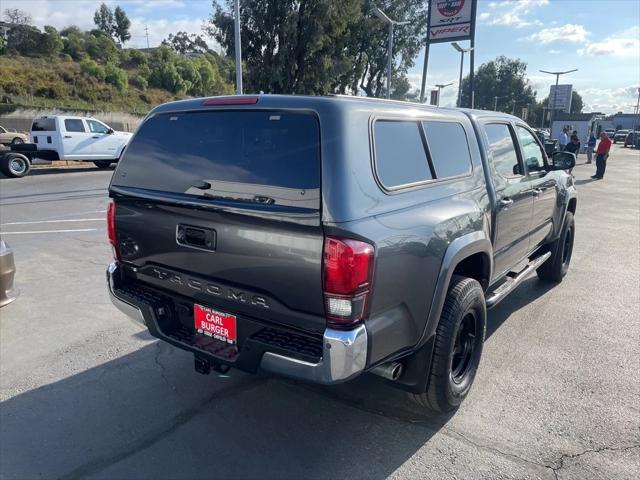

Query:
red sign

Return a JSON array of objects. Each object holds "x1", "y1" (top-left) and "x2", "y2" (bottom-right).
[
  {"x1": 194, "y1": 304, "x2": 237, "y2": 345},
  {"x1": 437, "y1": 0, "x2": 465, "y2": 17}
]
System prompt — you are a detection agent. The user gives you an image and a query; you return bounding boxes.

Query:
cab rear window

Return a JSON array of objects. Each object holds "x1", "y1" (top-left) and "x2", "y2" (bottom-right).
[
  {"x1": 31, "y1": 118, "x2": 56, "y2": 131},
  {"x1": 112, "y1": 111, "x2": 320, "y2": 210}
]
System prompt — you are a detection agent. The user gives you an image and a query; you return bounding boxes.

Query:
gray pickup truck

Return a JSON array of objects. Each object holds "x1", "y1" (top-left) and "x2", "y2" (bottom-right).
[{"x1": 106, "y1": 95, "x2": 577, "y2": 413}]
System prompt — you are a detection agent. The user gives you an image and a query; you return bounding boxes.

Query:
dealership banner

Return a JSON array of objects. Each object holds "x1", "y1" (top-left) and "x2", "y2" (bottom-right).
[{"x1": 427, "y1": 0, "x2": 476, "y2": 43}]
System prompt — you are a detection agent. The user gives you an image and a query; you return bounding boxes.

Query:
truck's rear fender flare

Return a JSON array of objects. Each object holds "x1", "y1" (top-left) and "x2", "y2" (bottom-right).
[{"x1": 418, "y1": 231, "x2": 493, "y2": 347}]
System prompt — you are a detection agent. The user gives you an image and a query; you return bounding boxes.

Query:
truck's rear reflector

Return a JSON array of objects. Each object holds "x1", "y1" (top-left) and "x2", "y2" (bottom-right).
[
  {"x1": 107, "y1": 200, "x2": 120, "y2": 261},
  {"x1": 202, "y1": 96, "x2": 259, "y2": 106},
  {"x1": 323, "y1": 237, "x2": 374, "y2": 328}
]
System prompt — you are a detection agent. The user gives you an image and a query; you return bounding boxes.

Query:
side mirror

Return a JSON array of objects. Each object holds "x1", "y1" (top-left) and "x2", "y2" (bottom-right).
[
  {"x1": 551, "y1": 151, "x2": 576, "y2": 170},
  {"x1": 107, "y1": 128, "x2": 114, "y2": 134}
]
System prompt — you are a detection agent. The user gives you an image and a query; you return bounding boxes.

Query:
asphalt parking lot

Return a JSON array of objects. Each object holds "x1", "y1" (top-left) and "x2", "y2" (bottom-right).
[{"x1": 1, "y1": 147, "x2": 639, "y2": 480}]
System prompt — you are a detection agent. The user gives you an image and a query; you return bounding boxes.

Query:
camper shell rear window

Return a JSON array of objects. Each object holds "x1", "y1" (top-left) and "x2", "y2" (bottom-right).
[{"x1": 31, "y1": 118, "x2": 56, "y2": 132}]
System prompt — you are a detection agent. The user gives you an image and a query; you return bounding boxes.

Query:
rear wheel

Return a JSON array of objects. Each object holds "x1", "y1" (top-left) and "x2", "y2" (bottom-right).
[
  {"x1": 537, "y1": 211, "x2": 574, "y2": 282},
  {"x1": 0, "y1": 153, "x2": 31, "y2": 178},
  {"x1": 93, "y1": 160, "x2": 112, "y2": 169},
  {"x1": 409, "y1": 276, "x2": 486, "y2": 413},
  {"x1": 11, "y1": 137, "x2": 24, "y2": 145}
]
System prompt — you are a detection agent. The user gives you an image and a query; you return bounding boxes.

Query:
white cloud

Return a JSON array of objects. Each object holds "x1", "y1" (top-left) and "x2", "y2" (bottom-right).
[
  {"x1": 578, "y1": 26, "x2": 640, "y2": 57},
  {"x1": 580, "y1": 85, "x2": 640, "y2": 114},
  {"x1": 479, "y1": 0, "x2": 548, "y2": 28},
  {"x1": 526, "y1": 24, "x2": 590, "y2": 44}
]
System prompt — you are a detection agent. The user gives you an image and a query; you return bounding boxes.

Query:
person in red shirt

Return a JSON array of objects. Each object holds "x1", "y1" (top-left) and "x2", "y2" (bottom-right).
[{"x1": 591, "y1": 131, "x2": 612, "y2": 180}]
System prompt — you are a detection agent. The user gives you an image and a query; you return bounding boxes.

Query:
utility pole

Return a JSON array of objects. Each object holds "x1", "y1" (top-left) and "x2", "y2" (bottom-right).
[
  {"x1": 451, "y1": 42, "x2": 473, "y2": 108},
  {"x1": 234, "y1": 0, "x2": 243, "y2": 94},
  {"x1": 144, "y1": 25, "x2": 149, "y2": 49},
  {"x1": 373, "y1": 5, "x2": 410, "y2": 99},
  {"x1": 634, "y1": 87, "x2": 640, "y2": 131},
  {"x1": 540, "y1": 69, "x2": 578, "y2": 131},
  {"x1": 434, "y1": 82, "x2": 454, "y2": 107}
]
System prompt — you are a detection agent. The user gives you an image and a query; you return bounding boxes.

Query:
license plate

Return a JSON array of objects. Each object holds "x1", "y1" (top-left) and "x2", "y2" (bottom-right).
[{"x1": 194, "y1": 304, "x2": 237, "y2": 345}]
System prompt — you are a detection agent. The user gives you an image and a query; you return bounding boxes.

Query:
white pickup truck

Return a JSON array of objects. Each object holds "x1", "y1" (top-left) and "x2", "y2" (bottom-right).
[{"x1": 30, "y1": 116, "x2": 132, "y2": 168}]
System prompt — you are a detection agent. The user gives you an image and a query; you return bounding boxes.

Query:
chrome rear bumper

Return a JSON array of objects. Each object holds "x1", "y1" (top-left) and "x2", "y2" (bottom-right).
[{"x1": 107, "y1": 262, "x2": 368, "y2": 384}]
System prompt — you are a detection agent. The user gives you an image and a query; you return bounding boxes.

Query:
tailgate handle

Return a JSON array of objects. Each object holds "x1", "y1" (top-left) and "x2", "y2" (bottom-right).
[{"x1": 177, "y1": 224, "x2": 216, "y2": 251}]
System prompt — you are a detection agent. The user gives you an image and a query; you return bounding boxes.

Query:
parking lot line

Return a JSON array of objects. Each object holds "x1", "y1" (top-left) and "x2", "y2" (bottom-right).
[
  {"x1": 1, "y1": 218, "x2": 104, "y2": 226},
  {"x1": 0, "y1": 228, "x2": 99, "y2": 235}
]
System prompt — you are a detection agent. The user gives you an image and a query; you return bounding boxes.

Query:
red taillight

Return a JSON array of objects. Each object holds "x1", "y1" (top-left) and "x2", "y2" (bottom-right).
[
  {"x1": 107, "y1": 200, "x2": 120, "y2": 261},
  {"x1": 323, "y1": 237, "x2": 374, "y2": 328},
  {"x1": 202, "y1": 96, "x2": 259, "y2": 106}
]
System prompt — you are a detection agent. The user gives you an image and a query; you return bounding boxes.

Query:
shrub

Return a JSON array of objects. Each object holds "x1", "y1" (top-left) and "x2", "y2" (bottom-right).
[
  {"x1": 131, "y1": 75, "x2": 148, "y2": 90},
  {"x1": 80, "y1": 56, "x2": 106, "y2": 81},
  {"x1": 105, "y1": 63, "x2": 128, "y2": 92},
  {"x1": 127, "y1": 49, "x2": 147, "y2": 67}
]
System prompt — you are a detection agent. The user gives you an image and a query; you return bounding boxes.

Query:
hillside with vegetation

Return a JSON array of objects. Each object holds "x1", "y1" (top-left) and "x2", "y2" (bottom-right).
[{"x1": 0, "y1": 5, "x2": 234, "y2": 114}]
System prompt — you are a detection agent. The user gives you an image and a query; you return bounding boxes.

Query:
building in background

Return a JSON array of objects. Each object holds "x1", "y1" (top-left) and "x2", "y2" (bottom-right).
[{"x1": 551, "y1": 112, "x2": 603, "y2": 146}]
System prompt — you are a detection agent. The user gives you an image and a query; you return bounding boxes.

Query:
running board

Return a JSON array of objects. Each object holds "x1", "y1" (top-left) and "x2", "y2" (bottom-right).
[{"x1": 486, "y1": 252, "x2": 551, "y2": 309}]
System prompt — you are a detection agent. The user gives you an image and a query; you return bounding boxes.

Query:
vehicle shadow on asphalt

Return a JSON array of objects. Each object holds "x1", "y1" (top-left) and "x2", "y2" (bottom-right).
[{"x1": 0, "y1": 279, "x2": 554, "y2": 480}]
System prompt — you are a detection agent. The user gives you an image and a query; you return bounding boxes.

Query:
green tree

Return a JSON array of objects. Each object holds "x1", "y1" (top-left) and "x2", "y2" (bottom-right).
[
  {"x1": 80, "y1": 56, "x2": 106, "y2": 80},
  {"x1": 93, "y1": 3, "x2": 114, "y2": 36},
  {"x1": 0, "y1": 35, "x2": 5, "y2": 55},
  {"x1": 113, "y1": 6, "x2": 131, "y2": 45},
  {"x1": 85, "y1": 31, "x2": 119, "y2": 63},
  {"x1": 5, "y1": 24, "x2": 41, "y2": 55},
  {"x1": 459, "y1": 56, "x2": 537, "y2": 116},
  {"x1": 61, "y1": 26, "x2": 85, "y2": 60},
  {"x1": 41, "y1": 26, "x2": 64, "y2": 56},
  {"x1": 163, "y1": 31, "x2": 210, "y2": 54},
  {"x1": 148, "y1": 46, "x2": 186, "y2": 93},
  {"x1": 206, "y1": 0, "x2": 426, "y2": 96}
]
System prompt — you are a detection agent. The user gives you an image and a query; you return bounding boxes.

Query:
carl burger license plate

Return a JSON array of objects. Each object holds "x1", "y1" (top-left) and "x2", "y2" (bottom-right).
[{"x1": 194, "y1": 304, "x2": 237, "y2": 345}]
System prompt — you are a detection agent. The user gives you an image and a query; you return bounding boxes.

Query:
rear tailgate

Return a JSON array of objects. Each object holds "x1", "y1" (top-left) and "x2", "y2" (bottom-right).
[{"x1": 110, "y1": 108, "x2": 326, "y2": 334}]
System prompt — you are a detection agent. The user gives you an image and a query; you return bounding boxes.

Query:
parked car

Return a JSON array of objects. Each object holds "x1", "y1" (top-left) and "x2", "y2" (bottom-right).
[
  {"x1": 613, "y1": 129, "x2": 629, "y2": 143},
  {"x1": 604, "y1": 129, "x2": 616, "y2": 139},
  {"x1": 0, "y1": 239, "x2": 18, "y2": 307},
  {"x1": 106, "y1": 95, "x2": 577, "y2": 413},
  {"x1": 30, "y1": 116, "x2": 132, "y2": 168},
  {"x1": 0, "y1": 125, "x2": 29, "y2": 145},
  {"x1": 624, "y1": 131, "x2": 640, "y2": 147}
]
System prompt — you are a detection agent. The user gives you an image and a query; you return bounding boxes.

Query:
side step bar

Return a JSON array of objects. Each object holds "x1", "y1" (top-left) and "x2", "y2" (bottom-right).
[{"x1": 486, "y1": 252, "x2": 551, "y2": 309}]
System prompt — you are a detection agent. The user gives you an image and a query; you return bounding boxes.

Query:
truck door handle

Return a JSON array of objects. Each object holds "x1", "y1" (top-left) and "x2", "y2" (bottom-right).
[
  {"x1": 532, "y1": 188, "x2": 543, "y2": 196},
  {"x1": 92, "y1": 135, "x2": 101, "y2": 139},
  {"x1": 64, "y1": 135, "x2": 72, "y2": 138},
  {"x1": 499, "y1": 198, "x2": 514, "y2": 209}
]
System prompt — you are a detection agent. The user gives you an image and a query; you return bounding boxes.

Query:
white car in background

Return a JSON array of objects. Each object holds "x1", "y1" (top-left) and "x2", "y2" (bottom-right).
[{"x1": 30, "y1": 116, "x2": 132, "y2": 168}]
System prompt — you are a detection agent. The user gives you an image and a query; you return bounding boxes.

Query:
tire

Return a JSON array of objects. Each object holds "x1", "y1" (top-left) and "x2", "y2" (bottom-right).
[
  {"x1": 537, "y1": 211, "x2": 575, "y2": 283},
  {"x1": 11, "y1": 137, "x2": 24, "y2": 145},
  {"x1": 409, "y1": 276, "x2": 486, "y2": 413},
  {"x1": 93, "y1": 160, "x2": 112, "y2": 169},
  {"x1": 0, "y1": 153, "x2": 31, "y2": 178}
]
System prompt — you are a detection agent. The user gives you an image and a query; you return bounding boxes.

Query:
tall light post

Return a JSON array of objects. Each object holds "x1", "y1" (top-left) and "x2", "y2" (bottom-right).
[
  {"x1": 373, "y1": 6, "x2": 410, "y2": 99},
  {"x1": 493, "y1": 95, "x2": 508, "y2": 111},
  {"x1": 540, "y1": 69, "x2": 578, "y2": 130},
  {"x1": 234, "y1": 0, "x2": 242, "y2": 94},
  {"x1": 451, "y1": 42, "x2": 473, "y2": 108},
  {"x1": 434, "y1": 82, "x2": 454, "y2": 107}
]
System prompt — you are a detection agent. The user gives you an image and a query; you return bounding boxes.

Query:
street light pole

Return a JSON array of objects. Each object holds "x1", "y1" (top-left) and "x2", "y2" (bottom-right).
[
  {"x1": 539, "y1": 69, "x2": 578, "y2": 131},
  {"x1": 234, "y1": 0, "x2": 242, "y2": 95},
  {"x1": 434, "y1": 82, "x2": 454, "y2": 107},
  {"x1": 373, "y1": 6, "x2": 410, "y2": 99},
  {"x1": 451, "y1": 42, "x2": 473, "y2": 108}
]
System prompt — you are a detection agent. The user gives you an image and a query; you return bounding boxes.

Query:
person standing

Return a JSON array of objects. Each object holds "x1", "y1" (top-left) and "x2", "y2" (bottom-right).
[
  {"x1": 591, "y1": 131, "x2": 612, "y2": 180},
  {"x1": 586, "y1": 132, "x2": 597, "y2": 164},
  {"x1": 558, "y1": 129, "x2": 568, "y2": 151},
  {"x1": 565, "y1": 135, "x2": 580, "y2": 156}
]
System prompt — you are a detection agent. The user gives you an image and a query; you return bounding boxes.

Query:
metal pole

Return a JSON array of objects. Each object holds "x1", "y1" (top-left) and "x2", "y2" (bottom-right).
[
  {"x1": 456, "y1": 51, "x2": 464, "y2": 108},
  {"x1": 419, "y1": 43, "x2": 430, "y2": 103},
  {"x1": 387, "y1": 22, "x2": 393, "y2": 99},
  {"x1": 634, "y1": 87, "x2": 640, "y2": 130},
  {"x1": 494, "y1": 96, "x2": 498, "y2": 111},
  {"x1": 469, "y1": 37, "x2": 475, "y2": 108},
  {"x1": 436, "y1": 86, "x2": 441, "y2": 107},
  {"x1": 234, "y1": 0, "x2": 242, "y2": 95},
  {"x1": 550, "y1": 73, "x2": 559, "y2": 132}
]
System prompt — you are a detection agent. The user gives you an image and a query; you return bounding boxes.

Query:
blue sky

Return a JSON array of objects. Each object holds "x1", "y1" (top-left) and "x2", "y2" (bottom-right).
[{"x1": 5, "y1": 0, "x2": 640, "y2": 113}]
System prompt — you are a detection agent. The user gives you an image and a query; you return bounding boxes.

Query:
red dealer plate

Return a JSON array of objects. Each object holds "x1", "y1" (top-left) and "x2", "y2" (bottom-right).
[{"x1": 194, "y1": 304, "x2": 237, "y2": 345}]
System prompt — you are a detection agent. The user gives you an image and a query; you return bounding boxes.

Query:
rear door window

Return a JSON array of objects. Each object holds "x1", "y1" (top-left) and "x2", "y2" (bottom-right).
[
  {"x1": 87, "y1": 120, "x2": 110, "y2": 134},
  {"x1": 64, "y1": 119, "x2": 86, "y2": 132},
  {"x1": 113, "y1": 111, "x2": 320, "y2": 210},
  {"x1": 31, "y1": 118, "x2": 56, "y2": 132},
  {"x1": 374, "y1": 120, "x2": 432, "y2": 188},
  {"x1": 483, "y1": 124, "x2": 523, "y2": 177},
  {"x1": 422, "y1": 121, "x2": 472, "y2": 178}
]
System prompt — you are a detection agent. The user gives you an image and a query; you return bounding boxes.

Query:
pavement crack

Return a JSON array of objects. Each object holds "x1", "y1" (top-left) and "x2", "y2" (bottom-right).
[
  {"x1": 153, "y1": 342, "x2": 175, "y2": 391},
  {"x1": 549, "y1": 444, "x2": 640, "y2": 479},
  {"x1": 57, "y1": 377, "x2": 266, "y2": 480}
]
